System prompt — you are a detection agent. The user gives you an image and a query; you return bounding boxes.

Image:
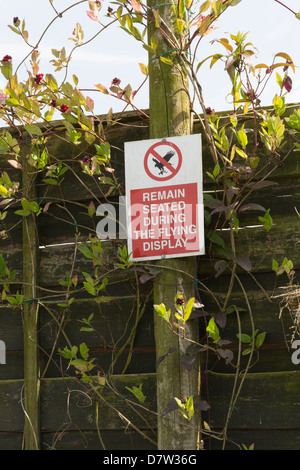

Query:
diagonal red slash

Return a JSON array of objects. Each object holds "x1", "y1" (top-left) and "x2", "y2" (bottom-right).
[
  {"x1": 150, "y1": 148, "x2": 177, "y2": 174},
  {"x1": 144, "y1": 141, "x2": 182, "y2": 181}
]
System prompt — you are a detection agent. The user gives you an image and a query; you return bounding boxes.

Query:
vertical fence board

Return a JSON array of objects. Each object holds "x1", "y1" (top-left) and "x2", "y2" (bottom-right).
[{"x1": 22, "y1": 157, "x2": 40, "y2": 450}]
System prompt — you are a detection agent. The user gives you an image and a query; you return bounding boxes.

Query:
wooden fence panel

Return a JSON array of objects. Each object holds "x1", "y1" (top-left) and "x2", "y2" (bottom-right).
[{"x1": 0, "y1": 110, "x2": 299, "y2": 449}]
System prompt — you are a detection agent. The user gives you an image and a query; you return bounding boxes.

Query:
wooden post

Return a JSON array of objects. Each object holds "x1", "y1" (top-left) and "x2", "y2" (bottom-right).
[
  {"x1": 147, "y1": 1, "x2": 200, "y2": 450},
  {"x1": 22, "y1": 157, "x2": 40, "y2": 450}
]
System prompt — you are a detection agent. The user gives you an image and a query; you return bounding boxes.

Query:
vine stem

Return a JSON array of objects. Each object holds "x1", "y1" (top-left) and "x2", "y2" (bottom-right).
[
  {"x1": 222, "y1": 274, "x2": 256, "y2": 449},
  {"x1": 15, "y1": 0, "x2": 88, "y2": 75},
  {"x1": 273, "y1": 0, "x2": 297, "y2": 15}
]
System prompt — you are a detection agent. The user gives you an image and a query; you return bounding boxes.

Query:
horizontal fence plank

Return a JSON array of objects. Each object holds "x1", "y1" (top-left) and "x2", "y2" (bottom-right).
[
  {"x1": 206, "y1": 370, "x2": 300, "y2": 430},
  {"x1": 39, "y1": 296, "x2": 154, "y2": 349},
  {"x1": 204, "y1": 344, "x2": 298, "y2": 374},
  {"x1": 207, "y1": 428, "x2": 300, "y2": 450},
  {"x1": 2, "y1": 370, "x2": 300, "y2": 449},
  {"x1": 41, "y1": 429, "x2": 157, "y2": 451},
  {"x1": 0, "y1": 379, "x2": 25, "y2": 432},
  {"x1": 1, "y1": 216, "x2": 298, "y2": 287},
  {"x1": 2, "y1": 176, "x2": 298, "y2": 247},
  {"x1": 41, "y1": 347, "x2": 156, "y2": 379},
  {"x1": 199, "y1": 288, "x2": 291, "y2": 345},
  {"x1": 0, "y1": 373, "x2": 157, "y2": 434},
  {"x1": 0, "y1": 432, "x2": 23, "y2": 451},
  {"x1": 40, "y1": 373, "x2": 157, "y2": 433}
]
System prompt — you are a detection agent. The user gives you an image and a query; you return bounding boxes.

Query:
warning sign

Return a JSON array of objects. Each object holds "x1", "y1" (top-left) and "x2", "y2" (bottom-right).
[
  {"x1": 144, "y1": 141, "x2": 182, "y2": 181},
  {"x1": 125, "y1": 134, "x2": 204, "y2": 261}
]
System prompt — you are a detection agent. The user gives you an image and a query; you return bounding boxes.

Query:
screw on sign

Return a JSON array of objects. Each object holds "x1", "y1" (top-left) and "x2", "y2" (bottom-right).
[{"x1": 144, "y1": 141, "x2": 182, "y2": 181}]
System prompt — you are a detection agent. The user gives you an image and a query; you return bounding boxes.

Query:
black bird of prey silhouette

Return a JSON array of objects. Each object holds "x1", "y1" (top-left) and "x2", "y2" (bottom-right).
[{"x1": 152, "y1": 150, "x2": 175, "y2": 175}]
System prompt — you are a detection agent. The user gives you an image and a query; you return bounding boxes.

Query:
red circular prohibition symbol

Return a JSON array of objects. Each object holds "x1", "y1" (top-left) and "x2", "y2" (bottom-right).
[{"x1": 144, "y1": 141, "x2": 182, "y2": 182}]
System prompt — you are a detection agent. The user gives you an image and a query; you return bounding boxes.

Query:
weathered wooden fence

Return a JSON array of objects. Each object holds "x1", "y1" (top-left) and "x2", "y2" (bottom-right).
[{"x1": 0, "y1": 109, "x2": 299, "y2": 450}]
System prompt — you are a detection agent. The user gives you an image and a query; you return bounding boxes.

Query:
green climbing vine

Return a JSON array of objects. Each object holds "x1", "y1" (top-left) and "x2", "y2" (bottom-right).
[{"x1": 0, "y1": 0, "x2": 299, "y2": 451}]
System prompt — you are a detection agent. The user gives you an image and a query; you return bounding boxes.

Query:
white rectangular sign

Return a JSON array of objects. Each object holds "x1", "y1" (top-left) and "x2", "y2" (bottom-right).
[{"x1": 124, "y1": 134, "x2": 205, "y2": 261}]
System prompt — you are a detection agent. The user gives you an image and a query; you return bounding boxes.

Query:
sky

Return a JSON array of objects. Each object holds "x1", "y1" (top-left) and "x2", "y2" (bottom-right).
[{"x1": 0, "y1": 0, "x2": 300, "y2": 117}]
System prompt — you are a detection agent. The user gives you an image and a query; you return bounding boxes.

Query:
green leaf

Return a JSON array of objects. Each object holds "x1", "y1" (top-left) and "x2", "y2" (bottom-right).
[
  {"x1": 273, "y1": 94, "x2": 285, "y2": 116},
  {"x1": 83, "y1": 281, "x2": 96, "y2": 296},
  {"x1": 0, "y1": 185, "x2": 8, "y2": 197},
  {"x1": 29, "y1": 201, "x2": 40, "y2": 213},
  {"x1": 160, "y1": 56, "x2": 173, "y2": 66},
  {"x1": 6, "y1": 293, "x2": 24, "y2": 306},
  {"x1": 80, "y1": 342, "x2": 89, "y2": 360},
  {"x1": 237, "y1": 333, "x2": 251, "y2": 344},
  {"x1": 199, "y1": 0, "x2": 211, "y2": 13},
  {"x1": 176, "y1": 18, "x2": 185, "y2": 35},
  {"x1": 1, "y1": 64, "x2": 12, "y2": 80},
  {"x1": 183, "y1": 297, "x2": 195, "y2": 322},
  {"x1": 126, "y1": 384, "x2": 146, "y2": 403},
  {"x1": 206, "y1": 317, "x2": 220, "y2": 343},
  {"x1": 43, "y1": 178, "x2": 58, "y2": 185},
  {"x1": 138, "y1": 62, "x2": 148, "y2": 76},
  {"x1": 237, "y1": 126, "x2": 248, "y2": 148},
  {"x1": 255, "y1": 331, "x2": 266, "y2": 349},
  {"x1": 15, "y1": 209, "x2": 31, "y2": 217},
  {"x1": 154, "y1": 303, "x2": 171, "y2": 322},
  {"x1": 258, "y1": 209, "x2": 273, "y2": 231},
  {"x1": 58, "y1": 345, "x2": 78, "y2": 359},
  {"x1": 24, "y1": 124, "x2": 42, "y2": 136},
  {"x1": 272, "y1": 259, "x2": 279, "y2": 273},
  {"x1": 207, "y1": 230, "x2": 225, "y2": 248},
  {"x1": 78, "y1": 244, "x2": 95, "y2": 259},
  {"x1": 242, "y1": 347, "x2": 252, "y2": 356},
  {"x1": 8, "y1": 25, "x2": 21, "y2": 35},
  {"x1": 178, "y1": 0, "x2": 185, "y2": 17},
  {"x1": 235, "y1": 147, "x2": 248, "y2": 159},
  {"x1": 213, "y1": 163, "x2": 220, "y2": 178},
  {"x1": 6, "y1": 98, "x2": 19, "y2": 106}
]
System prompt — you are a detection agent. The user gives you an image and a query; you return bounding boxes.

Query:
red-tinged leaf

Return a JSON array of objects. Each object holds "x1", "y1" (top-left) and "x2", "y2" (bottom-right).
[
  {"x1": 161, "y1": 397, "x2": 180, "y2": 417},
  {"x1": 105, "y1": 167, "x2": 115, "y2": 173},
  {"x1": 139, "y1": 273, "x2": 155, "y2": 284},
  {"x1": 255, "y1": 63, "x2": 269, "y2": 69},
  {"x1": 7, "y1": 159, "x2": 22, "y2": 169},
  {"x1": 194, "y1": 399, "x2": 210, "y2": 412},
  {"x1": 214, "y1": 260, "x2": 229, "y2": 278},
  {"x1": 131, "y1": 0, "x2": 141, "y2": 12},
  {"x1": 204, "y1": 198, "x2": 223, "y2": 209},
  {"x1": 239, "y1": 203, "x2": 266, "y2": 213},
  {"x1": 214, "y1": 312, "x2": 227, "y2": 328},
  {"x1": 210, "y1": 202, "x2": 238, "y2": 217},
  {"x1": 275, "y1": 52, "x2": 295, "y2": 72},
  {"x1": 0, "y1": 198, "x2": 13, "y2": 206},
  {"x1": 109, "y1": 86, "x2": 121, "y2": 93},
  {"x1": 156, "y1": 347, "x2": 176, "y2": 368},
  {"x1": 235, "y1": 255, "x2": 252, "y2": 272},
  {"x1": 43, "y1": 202, "x2": 52, "y2": 213},
  {"x1": 130, "y1": 90, "x2": 137, "y2": 102},
  {"x1": 218, "y1": 348, "x2": 234, "y2": 364},
  {"x1": 283, "y1": 76, "x2": 292, "y2": 93},
  {"x1": 86, "y1": 10, "x2": 98, "y2": 21},
  {"x1": 248, "y1": 180, "x2": 278, "y2": 190},
  {"x1": 86, "y1": 96, "x2": 94, "y2": 111},
  {"x1": 94, "y1": 83, "x2": 108, "y2": 94}
]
